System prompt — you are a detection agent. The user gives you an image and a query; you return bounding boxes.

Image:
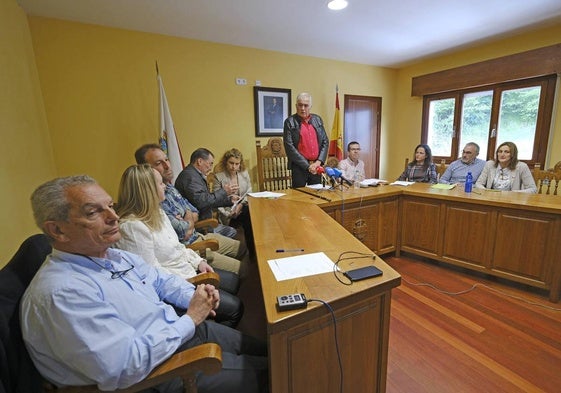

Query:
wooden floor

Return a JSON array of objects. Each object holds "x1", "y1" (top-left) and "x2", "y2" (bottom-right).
[{"x1": 237, "y1": 254, "x2": 561, "y2": 393}]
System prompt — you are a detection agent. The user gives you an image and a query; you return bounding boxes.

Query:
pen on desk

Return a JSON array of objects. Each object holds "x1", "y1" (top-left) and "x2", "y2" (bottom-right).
[
  {"x1": 472, "y1": 190, "x2": 482, "y2": 195},
  {"x1": 276, "y1": 248, "x2": 305, "y2": 253}
]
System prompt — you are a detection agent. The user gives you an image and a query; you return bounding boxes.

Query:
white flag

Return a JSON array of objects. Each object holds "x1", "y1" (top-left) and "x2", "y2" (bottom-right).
[{"x1": 158, "y1": 74, "x2": 184, "y2": 183}]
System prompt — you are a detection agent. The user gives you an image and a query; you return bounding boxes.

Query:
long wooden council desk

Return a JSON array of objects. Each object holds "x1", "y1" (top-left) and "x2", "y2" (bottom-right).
[
  {"x1": 274, "y1": 183, "x2": 561, "y2": 302},
  {"x1": 249, "y1": 197, "x2": 401, "y2": 393}
]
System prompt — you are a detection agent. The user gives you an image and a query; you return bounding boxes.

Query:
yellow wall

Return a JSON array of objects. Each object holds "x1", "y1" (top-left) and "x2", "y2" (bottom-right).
[
  {"x1": 0, "y1": 0, "x2": 55, "y2": 265},
  {"x1": 390, "y1": 25, "x2": 561, "y2": 180},
  {"x1": 27, "y1": 16, "x2": 397, "y2": 198},
  {"x1": 2, "y1": 0, "x2": 560, "y2": 267}
]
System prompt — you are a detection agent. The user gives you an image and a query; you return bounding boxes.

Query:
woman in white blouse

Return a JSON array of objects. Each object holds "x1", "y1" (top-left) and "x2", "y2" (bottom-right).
[
  {"x1": 475, "y1": 141, "x2": 537, "y2": 193},
  {"x1": 115, "y1": 164, "x2": 243, "y2": 327}
]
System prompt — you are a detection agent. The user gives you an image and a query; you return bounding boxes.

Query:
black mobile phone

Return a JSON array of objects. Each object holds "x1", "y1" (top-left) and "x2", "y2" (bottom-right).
[{"x1": 344, "y1": 265, "x2": 383, "y2": 281}]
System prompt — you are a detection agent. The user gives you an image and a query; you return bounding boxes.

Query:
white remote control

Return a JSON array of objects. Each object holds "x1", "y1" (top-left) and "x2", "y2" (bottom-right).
[{"x1": 277, "y1": 293, "x2": 307, "y2": 311}]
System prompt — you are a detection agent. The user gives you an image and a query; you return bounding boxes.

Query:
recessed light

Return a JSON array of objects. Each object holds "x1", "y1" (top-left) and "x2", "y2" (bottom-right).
[{"x1": 328, "y1": 0, "x2": 348, "y2": 11}]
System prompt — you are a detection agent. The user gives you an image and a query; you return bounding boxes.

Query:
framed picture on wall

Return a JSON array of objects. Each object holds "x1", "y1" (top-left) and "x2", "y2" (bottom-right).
[{"x1": 254, "y1": 87, "x2": 291, "y2": 136}]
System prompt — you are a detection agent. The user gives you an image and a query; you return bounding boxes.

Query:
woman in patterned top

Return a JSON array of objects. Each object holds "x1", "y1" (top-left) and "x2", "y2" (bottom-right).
[{"x1": 398, "y1": 144, "x2": 437, "y2": 183}]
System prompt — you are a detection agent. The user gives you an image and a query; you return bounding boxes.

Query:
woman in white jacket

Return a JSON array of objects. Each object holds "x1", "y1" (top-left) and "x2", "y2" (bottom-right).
[
  {"x1": 475, "y1": 141, "x2": 537, "y2": 193},
  {"x1": 115, "y1": 164, "x2": 243, "y2": 327}
]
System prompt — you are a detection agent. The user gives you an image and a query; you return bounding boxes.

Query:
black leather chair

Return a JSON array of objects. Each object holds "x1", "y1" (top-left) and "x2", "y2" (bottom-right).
[{"x1": 0, "y1": 234, "x2": 51, "y2": 393}]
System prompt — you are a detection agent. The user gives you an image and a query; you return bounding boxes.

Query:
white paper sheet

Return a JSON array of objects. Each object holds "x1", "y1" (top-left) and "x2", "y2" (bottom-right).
[
  {"x1": 267, "y1": 252, "x2": 337, "y2": 281},
  {"x1": 248, "y1": 191, "x2": 286, "y2": 198}
]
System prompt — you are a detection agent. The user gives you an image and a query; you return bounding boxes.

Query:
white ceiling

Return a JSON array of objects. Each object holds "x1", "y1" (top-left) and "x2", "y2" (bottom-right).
[{"x1": 17, "y1": 0, "x2": 561, "y2": 68}]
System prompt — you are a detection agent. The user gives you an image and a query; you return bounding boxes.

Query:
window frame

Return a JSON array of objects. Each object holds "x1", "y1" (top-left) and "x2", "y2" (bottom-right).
[{"x1": 421, "y1": 74, "x2": 557, "y2": 167}]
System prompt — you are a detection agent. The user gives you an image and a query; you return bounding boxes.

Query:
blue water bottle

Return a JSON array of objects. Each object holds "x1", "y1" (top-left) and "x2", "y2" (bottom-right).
[{"x1": 465, "y1": 172, "x2": 473, "y2": 193}]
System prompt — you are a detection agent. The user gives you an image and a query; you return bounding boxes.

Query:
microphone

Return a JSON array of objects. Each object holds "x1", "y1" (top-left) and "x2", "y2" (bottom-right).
[
  {"x1": 332, "y1": 168, "x2": 353, "y2": 186},
  {"x1": 316, "y1": 166, "x2": 330, "y2": 187},
  {"x1": 325, "y1": 167, "x2": 340, "y2": 186}
]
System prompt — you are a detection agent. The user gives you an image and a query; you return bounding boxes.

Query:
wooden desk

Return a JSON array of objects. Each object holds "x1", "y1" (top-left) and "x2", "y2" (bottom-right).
[
  {"x1": 279, "y1": 183, "x2": 561, "y2": 301},
  {"x1": 249, "y1": 197, "x2": 401, "y2": 393},
  {"x1": 400, "y1": 183, "x2": 561, "y2": 302}
]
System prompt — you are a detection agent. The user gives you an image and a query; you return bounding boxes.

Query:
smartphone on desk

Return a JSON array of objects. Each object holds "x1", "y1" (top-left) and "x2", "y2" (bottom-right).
[{"x1": 344, "y1": 265, "x2": 383, "y2": 281}]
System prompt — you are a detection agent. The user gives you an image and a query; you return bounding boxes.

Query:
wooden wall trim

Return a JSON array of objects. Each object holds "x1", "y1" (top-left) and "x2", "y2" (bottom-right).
[{"x1": 411, "y1": 44, "x2": 561, "y2": 96}]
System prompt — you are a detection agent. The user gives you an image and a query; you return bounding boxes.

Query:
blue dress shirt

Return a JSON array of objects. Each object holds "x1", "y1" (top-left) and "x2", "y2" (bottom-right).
[
  {"x1": 439, "y1": 158, "x2": 486, "y2": 184},
  {"x1": 20, "y1": 248, "x2": 196, "y2": 390}
]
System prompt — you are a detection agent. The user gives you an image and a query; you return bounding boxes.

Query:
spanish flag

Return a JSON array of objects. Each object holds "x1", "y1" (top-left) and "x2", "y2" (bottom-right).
[{"x1": 328, "y1": 85, "x2": 343, "y2": 160}]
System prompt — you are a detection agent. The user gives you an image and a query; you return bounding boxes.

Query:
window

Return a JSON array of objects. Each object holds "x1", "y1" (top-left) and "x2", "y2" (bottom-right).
[{"x1": 422, "y1": 75, "x2": 556, "y2": 166}]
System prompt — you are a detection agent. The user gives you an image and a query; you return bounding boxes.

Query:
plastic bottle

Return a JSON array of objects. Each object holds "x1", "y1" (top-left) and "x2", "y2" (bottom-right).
[
  {"x1": 465, "y1": 172, "x2": 473, "y2": 193},
  {"x1": 354, "y1": 170, "x2": 361, "y2": 189}
]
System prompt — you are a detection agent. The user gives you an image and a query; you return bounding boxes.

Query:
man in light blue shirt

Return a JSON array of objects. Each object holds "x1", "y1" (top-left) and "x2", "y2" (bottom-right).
[
  {"x1": 439, "y1": 142, "x2": 486, "y2": 184},
  {"x1": 21, "y1": 175, "x2": 267, "y2": 393}
]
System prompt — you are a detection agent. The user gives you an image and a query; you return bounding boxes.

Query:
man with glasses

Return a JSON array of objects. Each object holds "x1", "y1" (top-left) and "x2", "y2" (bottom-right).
[
  {"x1": 439, "y1": 142, "x2": 486, "y2": 184},
  {"x1": 339, "y1": 141, "x2": 366, "y2": 181},
  {"x1": 21, "y1": 175, "x2": 268, "y2": 393}
]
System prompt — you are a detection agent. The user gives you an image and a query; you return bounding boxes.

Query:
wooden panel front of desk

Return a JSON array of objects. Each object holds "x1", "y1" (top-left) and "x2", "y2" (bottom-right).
[
  {"x1": 400, "y1": 194, "x2": 561, "y2": 300},
  {"x1": 249, "y1": 197, "x2": 401, "y2": 393}
]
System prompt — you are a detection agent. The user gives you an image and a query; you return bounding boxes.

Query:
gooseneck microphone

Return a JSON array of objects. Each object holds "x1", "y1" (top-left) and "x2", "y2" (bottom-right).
[
  {"x1": 316, "y1": 166, "x2": 330, "y2": 187},
  {"x1": 325, "y1": 167, "x2": 340, "y2": 186}
]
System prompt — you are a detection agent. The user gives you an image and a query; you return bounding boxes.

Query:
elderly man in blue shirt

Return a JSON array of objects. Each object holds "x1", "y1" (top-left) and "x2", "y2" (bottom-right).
[
  {"x1": 439, "y1": 142, "x2": 486, "y2": 184},
  {"x1": 21, "y1": 175, "x2": 267, "y2": 393}
]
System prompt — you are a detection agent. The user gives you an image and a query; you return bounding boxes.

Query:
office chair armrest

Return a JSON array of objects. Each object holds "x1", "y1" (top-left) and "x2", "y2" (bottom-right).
[
  {"x1": 187, "y1": 271, "x2": 220, "y2": 288},
  {"x1": 194, "y1": 218, "x2": 219, "y2": 234},
  {"x1": 47, "y1": 344, "x2": 222, "y2": 393}
]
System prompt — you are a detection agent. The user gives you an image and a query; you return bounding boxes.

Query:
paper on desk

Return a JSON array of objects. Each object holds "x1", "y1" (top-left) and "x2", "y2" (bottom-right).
[
  {"x1": 390, "y1": 180, "x2": 415, "y2": 186},
  {"x1": 431, "y1": 183, "x2": 456, "y2": 190},
  {"x1": 360, "y1": 178, "x2": 387, "y2": 187},
  {"x1": 248, "y1": 191, "x2": 285, "y2": 198},
  {"x1": 268, "y1": 252, "x2": 337, "y2": 281},
  {"x1": 306, "y1": 183, "x2": 331, "y2": 190}
]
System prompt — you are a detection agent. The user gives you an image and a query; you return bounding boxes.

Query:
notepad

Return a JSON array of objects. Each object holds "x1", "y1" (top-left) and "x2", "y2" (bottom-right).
[
  {"x1": 390, "y1": 181, "x2": 415, "y2": 186},
  {"x1": 431, "y1": 183, "x2": 456, "y2": 190}
]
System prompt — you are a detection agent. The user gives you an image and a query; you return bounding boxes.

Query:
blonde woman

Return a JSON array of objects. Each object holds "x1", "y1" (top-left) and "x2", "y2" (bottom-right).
[
  {"x1": 213, "y1": 148, "x2": 254, "y2": 254},
  {"x1": 115, "y1": 164, "x2": 243, "y2": 327}
]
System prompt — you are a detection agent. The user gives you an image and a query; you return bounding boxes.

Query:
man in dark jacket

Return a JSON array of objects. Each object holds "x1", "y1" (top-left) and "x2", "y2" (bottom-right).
[{"x1": 283, "y1": 92, "x2": 329, "y2": 188}]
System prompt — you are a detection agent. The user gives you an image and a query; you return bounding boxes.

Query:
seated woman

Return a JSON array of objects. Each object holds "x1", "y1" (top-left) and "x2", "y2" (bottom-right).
[
  {"x1": 115, "y1": 164, "x2": 243, "y2": 327},
  {"x1": 398, "y1": 144, "x2": 437, "y2": 183},
  {"x1": 475, "y1": 141, "x2": 537, "y2": 193},
  {"x1": 213, "y1": 148, "x2": 254, "y2": 254}
]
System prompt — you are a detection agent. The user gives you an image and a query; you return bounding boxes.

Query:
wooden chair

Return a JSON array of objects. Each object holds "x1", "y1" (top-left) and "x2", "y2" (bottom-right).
[
  {"x1": 326, "y1": 156, "x2": 339, "y2": 169},
  {"x1": 0, "y1": 234, "x2": 222, "y2": 393},
  {"x1": 532, "y1": 168, "x2": 560, "y2": 195},
  {"x1": 436, "y1": 159, "x2": 447, "y2": 179},
  {"x1": 256, "y1": 137, "x2": 291, "y2": 191}
]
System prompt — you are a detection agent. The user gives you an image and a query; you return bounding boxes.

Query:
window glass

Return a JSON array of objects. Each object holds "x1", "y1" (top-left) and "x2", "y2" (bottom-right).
[
  {"x1": 427, "y1": 98, "x2": 455, "y2": 157},
  {"x1": 459, "y1": 91, "x2": 492, "y2": 161},
  {"x1": 496, "y1": 86, "x2": 541, "y2": 160}
]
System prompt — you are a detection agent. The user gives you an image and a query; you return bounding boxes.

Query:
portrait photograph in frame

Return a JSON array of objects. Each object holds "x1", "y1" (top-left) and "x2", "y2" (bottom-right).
[{"x1": 254, "y1": 87, "x2": 291, "y2": 136}]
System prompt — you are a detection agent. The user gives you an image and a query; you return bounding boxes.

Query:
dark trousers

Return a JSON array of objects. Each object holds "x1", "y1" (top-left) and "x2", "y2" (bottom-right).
[
  {"x1": 144, "y1": 321, "x2": 269, "y2": 393},
  {"x1": 213, "y1": 268, "x2": 243, "y2": 328},
  {"x1": 291, "y1": 164, "x2": 322, "y2": 188}
]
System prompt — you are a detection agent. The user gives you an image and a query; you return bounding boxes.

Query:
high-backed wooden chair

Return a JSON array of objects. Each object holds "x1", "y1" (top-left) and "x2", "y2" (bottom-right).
[
  {"x1": 532, "y1": 168, "x2": 560, "y2": 195},
  {"x1": 436, "y1": 159, "x2": 448, "y2": 179},
  {"x1": 326, "y1": 156, "x2": 340, "y2": 169},
  {"x1": 256, "y1": 137, "x2": 291, "y2": 191},
  {"x1": 0, "y1": 234, "x2": 222, "y2": 393}
]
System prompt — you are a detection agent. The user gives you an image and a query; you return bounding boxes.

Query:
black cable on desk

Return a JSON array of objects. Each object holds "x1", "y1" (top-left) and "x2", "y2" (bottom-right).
[{"x1": 307, "y1": 298, "x2": 343, "y2": 393}]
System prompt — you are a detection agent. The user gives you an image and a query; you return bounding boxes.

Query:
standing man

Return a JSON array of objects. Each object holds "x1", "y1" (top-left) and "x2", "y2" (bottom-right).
[
  {"x1": 22, "y1": 175, "x2": 268, "y2": 392},
  {"x1": 439, "y1": 142, "x2": 486, "y2": 184},
  {"x1": 283, "y1": 92, "x2": 329, "y2": 188},
  {"x1": 338, "y1": 141, "x2": 366, "y2": 181}
]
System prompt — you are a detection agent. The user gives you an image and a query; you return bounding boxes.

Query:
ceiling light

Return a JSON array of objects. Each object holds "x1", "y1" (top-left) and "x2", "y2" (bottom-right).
[{"x1": 328, "y1": 0, "x2": 348, "y2": 11}]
